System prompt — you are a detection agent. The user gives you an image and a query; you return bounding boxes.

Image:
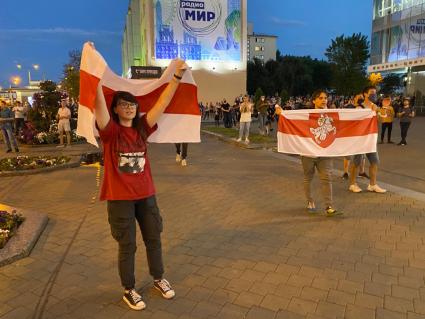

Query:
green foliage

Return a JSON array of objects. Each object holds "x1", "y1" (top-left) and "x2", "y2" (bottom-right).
[
  {"x1": 61, "y1": 50, "x2": 81, "y2": 101},
  {"x1": 31, "y1": 80, "x2": 63, "y2": 131},
  {"x1": 280, "y1": 89, "x2": 289, "y2": 104},
  {"x1": 254, "y1": 88, "x2": 265, "y2": 104},
  {"x1": 0, "y1": 155, "x2": 70, "y2": 171},
  {"x1": 0, "y1": 210, "x2": 25, "y2": 249},
  {"x1": 247, "y1": 55, "x2": 332, "y2": 97},
  {"x1": 380, "y1": 73, "x2": 402, "y2": 94},
  {"x1": 325, "y1": 33, "x2": 370, "y2": 95}
]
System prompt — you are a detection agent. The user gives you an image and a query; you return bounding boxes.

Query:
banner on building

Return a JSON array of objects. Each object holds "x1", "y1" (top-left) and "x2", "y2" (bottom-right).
[{"x1": 154, "y1": 0, "x2": 242, "y2": 62}]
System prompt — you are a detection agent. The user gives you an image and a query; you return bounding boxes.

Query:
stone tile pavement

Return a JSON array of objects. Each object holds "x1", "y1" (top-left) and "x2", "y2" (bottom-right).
[{"x1": 0, "y1": 134, "x2": 425, "y2": 318}]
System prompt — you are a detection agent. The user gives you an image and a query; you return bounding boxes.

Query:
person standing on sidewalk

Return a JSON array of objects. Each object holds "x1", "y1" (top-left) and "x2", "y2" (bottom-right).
[
  {"x1": 175, "y1": 143, "x2": 188, "y2": 166},
  {"x1": 256, "y1": 96, "x2": 268, "y2": 135},
  {"x1": 12, "y1": 101, "x2": 26, "y2": 136},
  {"x1": 276, "y1": 90, "x2": 340, "y2": 216},
  {"x1": 237, "y1": 95, "x2": 253, "y2": 143},
  {"x1": 56, "y1": 99, "x2": 72, "y2": 147},
  {"x1": 349, "y1": 86, "x2": 386, "y2": 194},
  {"x1": 378, "y1": 95, "x2": 395, "y2": 144},
  {"x1": 397, "y1": 97, "x2": 415, "y2": 146},
  {"x1": 94, "y1": 43, "x2": 186, "y2": 310},
  {"x1": 0, "y1": 101, "x2": 19, "y2": 153}
]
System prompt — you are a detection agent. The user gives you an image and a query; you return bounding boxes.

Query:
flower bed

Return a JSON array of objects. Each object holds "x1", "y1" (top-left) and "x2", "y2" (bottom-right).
[
  {"x1": 0, "y1": 156, "x2": 71, "y2": 171},
  {"x1": 0, "y1": 210, "x2": 25, "y2": 249}
]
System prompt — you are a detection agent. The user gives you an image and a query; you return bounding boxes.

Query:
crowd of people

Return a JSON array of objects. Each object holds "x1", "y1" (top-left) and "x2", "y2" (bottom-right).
[
  {"x1": 200, "y1": 91, "x2": 417, "y2": 147},
  {"x1": 0, "y1": 98, "x2": 77, "y2": 152}
]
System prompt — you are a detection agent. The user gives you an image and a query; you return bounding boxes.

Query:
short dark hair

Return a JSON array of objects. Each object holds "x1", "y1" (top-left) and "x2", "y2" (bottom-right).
[
  {"x1": 363, "y1": 86, "x2": 376, "y2": 94},
  {"x1": 312, "y1": 90, "x2": 327, "y2": 100},
  {"x1": 111, "y1": 91, "x2": 147, "y2": 140}
]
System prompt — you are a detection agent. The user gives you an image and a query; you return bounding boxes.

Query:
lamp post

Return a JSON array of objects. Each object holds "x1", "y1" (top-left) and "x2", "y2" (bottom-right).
[{"x1": 15, "y1": 63, "x2": 40, "y2": 86}]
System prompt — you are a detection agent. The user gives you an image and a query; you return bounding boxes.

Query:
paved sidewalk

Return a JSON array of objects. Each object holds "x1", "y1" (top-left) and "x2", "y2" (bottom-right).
[{"x1": 0, "y1": 134, "x2": 425, "y2": 318}]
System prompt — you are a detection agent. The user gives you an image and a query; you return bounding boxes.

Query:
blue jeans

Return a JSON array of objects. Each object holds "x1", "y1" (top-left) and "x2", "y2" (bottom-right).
[{"x1": 1, "y1": 125, "x2": 18, "y2": 151}]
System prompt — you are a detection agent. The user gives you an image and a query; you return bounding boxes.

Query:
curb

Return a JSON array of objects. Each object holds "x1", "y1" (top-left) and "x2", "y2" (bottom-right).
[
  {"x1": 0, "y1": 204, "x2": 48, "y2": 267},
  {"x1": 201, "y1": 129, "x2": 275, "y2": 150}
]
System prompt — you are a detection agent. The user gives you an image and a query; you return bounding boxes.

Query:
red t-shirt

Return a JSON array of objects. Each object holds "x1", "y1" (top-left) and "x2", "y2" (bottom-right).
[{"x1": 98, "y1": 115, "x2": 158, "y2": 201}]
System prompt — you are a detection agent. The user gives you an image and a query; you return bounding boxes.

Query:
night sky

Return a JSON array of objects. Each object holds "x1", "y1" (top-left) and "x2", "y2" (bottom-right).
[{"x1": 0, "y1": 0, "x2": 372, "y2": 89}]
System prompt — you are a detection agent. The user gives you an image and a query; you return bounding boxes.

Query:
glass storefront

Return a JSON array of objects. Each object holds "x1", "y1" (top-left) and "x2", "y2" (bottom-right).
[
  {"x1": 371, "y1": 0, "x2": 425, "y2": 64},
  {"x1": 373, "y1": 0, "x2": 425, "y2": 19}
]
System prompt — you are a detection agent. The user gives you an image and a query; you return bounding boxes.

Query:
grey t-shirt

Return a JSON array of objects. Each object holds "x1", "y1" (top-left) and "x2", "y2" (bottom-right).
[{"x1": 399, "y1": 107, "x2": 414, "y2": 123}]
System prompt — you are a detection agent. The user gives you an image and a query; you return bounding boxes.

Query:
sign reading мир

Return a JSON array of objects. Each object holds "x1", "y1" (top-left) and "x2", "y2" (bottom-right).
[{"x1": 154, "y1": 0, "x2": 242, "y2": 62}]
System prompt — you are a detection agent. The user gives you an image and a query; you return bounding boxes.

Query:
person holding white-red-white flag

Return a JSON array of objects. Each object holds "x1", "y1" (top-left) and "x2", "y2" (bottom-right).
[
  {"x1": 276, "y1": 89, "x2": 380, "y2": 216},
  {"x1": 78, "y1": 41, "x2": 201, "y2": 311}
]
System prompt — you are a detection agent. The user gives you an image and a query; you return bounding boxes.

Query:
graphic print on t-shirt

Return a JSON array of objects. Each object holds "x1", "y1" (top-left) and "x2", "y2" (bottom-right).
[{"x1": 118, "y1": 152, "x2": 146, "y2": 174}]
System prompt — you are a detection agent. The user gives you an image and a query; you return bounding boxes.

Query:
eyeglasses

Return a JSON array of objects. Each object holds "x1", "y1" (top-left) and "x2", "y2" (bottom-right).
[{"x1": 118, "y1": 101, "x2": 138, "y2": 109}]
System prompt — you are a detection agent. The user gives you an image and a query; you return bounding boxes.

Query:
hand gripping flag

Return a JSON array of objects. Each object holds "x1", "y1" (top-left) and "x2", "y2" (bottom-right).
[
  {"x1": 77, "y1": 42, "x2": 201, "y2": 147},
  {"x1": 277, "y1": 109, "x2": 378, "y2": 157}
]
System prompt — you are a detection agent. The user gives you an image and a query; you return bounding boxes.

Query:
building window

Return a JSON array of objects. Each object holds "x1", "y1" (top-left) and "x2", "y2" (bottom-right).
[{"x1": 255, "y1": 46, "x2": 261, "y2": 51}]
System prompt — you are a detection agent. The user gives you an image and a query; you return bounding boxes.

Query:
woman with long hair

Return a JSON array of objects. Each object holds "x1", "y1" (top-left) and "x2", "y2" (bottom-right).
[{"x1": 93, "y1": 42, "x2": 187, "y2": 311}]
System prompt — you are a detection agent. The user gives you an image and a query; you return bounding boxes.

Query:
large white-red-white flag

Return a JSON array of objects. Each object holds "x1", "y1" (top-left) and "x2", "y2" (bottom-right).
[
  {"x1": 277, "y1": 109, "x2": 378, "y2": 157},
  {"x1": 77, "y1": 42, "x2": 201, "y2": 147}
]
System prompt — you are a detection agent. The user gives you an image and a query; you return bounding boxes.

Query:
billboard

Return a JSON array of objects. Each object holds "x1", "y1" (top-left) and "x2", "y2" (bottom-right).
[
  {"x1": 388, "y1": 16, "x2": 425, "y2": 62},
  {"x1": 154, "y1": 0, "x2": 242, "y2": 62}
]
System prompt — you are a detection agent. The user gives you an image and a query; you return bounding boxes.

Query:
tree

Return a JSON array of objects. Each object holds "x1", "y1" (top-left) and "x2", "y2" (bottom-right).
[
  {"x1": 253, "y1": 87, "x2": 264, "y2": 105},
  {"x1": 30, "y1": 80, "x2": 63, "y2": 131},
  {"x1": 380, "y1": 73, "x2": 402, "y2": 94},
  {"x1": 61, "y1": 50, "x2": 81, "y2": 101},
  {"x1": 325, "y1": 33, "x2": 370, "y2": 95}
]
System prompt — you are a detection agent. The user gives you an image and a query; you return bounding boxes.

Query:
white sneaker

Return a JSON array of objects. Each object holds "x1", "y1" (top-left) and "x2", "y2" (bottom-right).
[
  {"x1": 367, "y1": 184, "x2": 387, "y2": 193},
  {"x1": 176, "y1": 154, "x2": 182, "y2": 163},
  {"x1": 349, "y1": 184, "x2": 362, "y2": 193},
  {"x1": 236, "y1": 138, "x2": 242, "y2": 142},
  {"x1": 245, "y1": 138, "x2": 250, "y2": 144},
  {"x1": 181, "y1": 159, "x2": 187, "y2": 166}
]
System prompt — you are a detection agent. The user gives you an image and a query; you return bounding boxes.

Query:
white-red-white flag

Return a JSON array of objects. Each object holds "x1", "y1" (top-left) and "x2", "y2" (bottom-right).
[
  {"x1": 77, "y1": 42, "x2": 201, "y2": 147},
  {"x1": 277, "y1": 109, "x2": 378, "y2": 157}
]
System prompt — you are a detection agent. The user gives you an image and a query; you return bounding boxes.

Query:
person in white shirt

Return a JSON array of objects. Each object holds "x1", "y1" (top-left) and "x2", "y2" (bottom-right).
[
  {"x1": 12, "y1": 101, "x2": 26, "y2": 135},
  {"x1": 237, "y1": 95, "x2": 253, "y2": 143},
  {"x1": 57, "y1": 99, "x2": 71, "y2": 147}
]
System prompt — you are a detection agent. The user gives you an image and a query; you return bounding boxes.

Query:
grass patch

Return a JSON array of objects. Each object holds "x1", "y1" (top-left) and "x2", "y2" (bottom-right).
[{"x1": 203, "y1": 126, "x2": 277, "y2": 144}]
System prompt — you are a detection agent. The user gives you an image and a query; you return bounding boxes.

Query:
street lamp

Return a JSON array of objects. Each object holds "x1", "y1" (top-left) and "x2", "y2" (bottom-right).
[
  {"x1": 10, "y1": 76, "x2": 22, "y2": 87},
  {"x1": 15, "y1": 63, "x2": 40, "y2": 85}
]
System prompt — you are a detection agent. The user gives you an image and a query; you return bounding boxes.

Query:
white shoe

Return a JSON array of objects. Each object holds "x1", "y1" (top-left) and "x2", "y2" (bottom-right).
[
  {"x1": 181, "y1": 159, "x2": 187, "y2": 166},
  {"x1": 245, "y1": 138, "x2": 250, "y2": 144},
  {"x1": 349, "y1": 184, "x2": 362, "y2": 193},
  {"x1": 367, "y1": 184, "x2": 387, "y2": 193},
  {"x1": 176, "y1": 154, "x2": 182, "y2": 163},
  {"x1": 236, "y1": 138, "x2": 242, "y2": 142}
]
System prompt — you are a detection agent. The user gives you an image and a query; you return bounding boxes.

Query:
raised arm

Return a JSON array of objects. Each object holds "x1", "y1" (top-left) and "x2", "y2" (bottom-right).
[
  {"x1": 95, "y1": 82, "x2": 110, "y2": 130},
  {"x1": 146, "y1": 60, "x2": 187, "y2": 127}
]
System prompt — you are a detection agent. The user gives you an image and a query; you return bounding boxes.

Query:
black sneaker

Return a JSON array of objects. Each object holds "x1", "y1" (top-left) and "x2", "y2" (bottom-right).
[
  {"x1": 6, "y1": 149, "x2": 12, "y2": 153},
  {"x1": 342, "y1": 172, "x2": 349, "y2": 179},
  {"x1": 123, "y1": 289, "x2": 146, "y2": 310},
  {"x1": 388, "y1": 141, "x2": 394, "y2": 144},
  {"x1": 358, "y1": 172, "x2": 369, "y2": 179},
  {"x1": 15, "y1": 148, "x2": 19, "y2": 153},
  {"x1": 154, "y1": 279, "x2": 175, "y2": 299}
]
